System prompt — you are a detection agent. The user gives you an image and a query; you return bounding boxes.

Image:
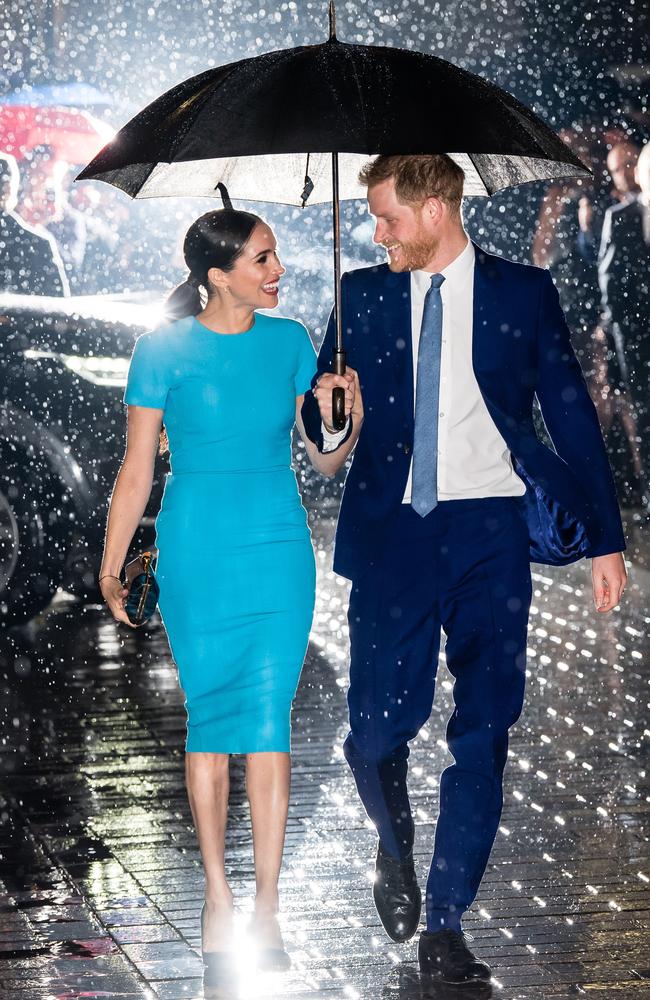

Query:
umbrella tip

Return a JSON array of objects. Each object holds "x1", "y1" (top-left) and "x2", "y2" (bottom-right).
[{"x1": 328, "y1": 1, "x2": 337, "y2": 40}]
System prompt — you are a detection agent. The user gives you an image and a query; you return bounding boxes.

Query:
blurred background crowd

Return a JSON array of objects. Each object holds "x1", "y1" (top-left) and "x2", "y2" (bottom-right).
[{"x1": 0, "y1": 0, "x2": 648, "y2": 512}]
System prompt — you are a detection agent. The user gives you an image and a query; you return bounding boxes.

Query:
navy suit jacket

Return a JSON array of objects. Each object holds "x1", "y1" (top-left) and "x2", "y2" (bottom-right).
[{"x1": 301, "y1": 244, "x2": 626, "y2": 581}]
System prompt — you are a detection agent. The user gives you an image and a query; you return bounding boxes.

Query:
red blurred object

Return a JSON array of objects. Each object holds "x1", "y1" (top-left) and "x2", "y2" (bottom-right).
[{"x1": 0, "y1": 105, "x2": 114, "y2": 163}]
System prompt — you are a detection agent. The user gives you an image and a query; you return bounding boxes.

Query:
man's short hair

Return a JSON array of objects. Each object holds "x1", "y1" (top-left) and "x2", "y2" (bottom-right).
[{"x1": 358, "y1": 154, "x2": 465, "y2": 214}]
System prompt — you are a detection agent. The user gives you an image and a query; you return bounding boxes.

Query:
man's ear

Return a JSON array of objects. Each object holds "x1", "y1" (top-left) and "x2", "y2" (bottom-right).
[{"x1": 422, "y1": 196, "x2": 444, "y2": 225}]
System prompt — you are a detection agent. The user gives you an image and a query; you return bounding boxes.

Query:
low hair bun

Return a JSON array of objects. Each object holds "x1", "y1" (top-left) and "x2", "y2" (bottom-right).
[{"x1": 164, "y1": 277, "x2": 203, "y2": 320}]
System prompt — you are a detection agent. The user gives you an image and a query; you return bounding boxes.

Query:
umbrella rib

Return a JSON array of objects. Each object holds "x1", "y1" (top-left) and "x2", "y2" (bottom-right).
[
  {"x1": 345, "y1": 53, "x2": 371, "y2": 152},
  {"x1": 164, "y1": 75, "x2": 233, "y2": 163},
  {"x1": 465, "y1": 154, "x2": 494, "y2": 197}
]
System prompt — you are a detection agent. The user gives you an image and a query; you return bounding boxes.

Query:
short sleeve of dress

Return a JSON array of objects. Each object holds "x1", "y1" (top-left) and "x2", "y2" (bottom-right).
[
  {"x1": 293, "y1": 322, "x2": 317, "y2": 396},
  {"x1": 123, "y1": 333, "x2": 169, "y2": 409}
]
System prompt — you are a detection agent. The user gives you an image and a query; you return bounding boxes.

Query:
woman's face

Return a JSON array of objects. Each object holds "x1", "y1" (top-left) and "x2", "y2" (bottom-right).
[{"x1": 211, "y1": 222, "x2": 285, "y2": 309}]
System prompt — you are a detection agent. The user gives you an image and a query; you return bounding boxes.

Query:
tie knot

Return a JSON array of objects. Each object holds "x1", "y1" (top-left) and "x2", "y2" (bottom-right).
[{"x1": 429, "y1": 273, "x2": 445, "y2": 290}]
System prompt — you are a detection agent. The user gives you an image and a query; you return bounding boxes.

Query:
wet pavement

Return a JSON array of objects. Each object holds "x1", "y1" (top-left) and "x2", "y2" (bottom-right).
[{"x1": 0, "y1": 513, "x2": 648, "y2": 1000}]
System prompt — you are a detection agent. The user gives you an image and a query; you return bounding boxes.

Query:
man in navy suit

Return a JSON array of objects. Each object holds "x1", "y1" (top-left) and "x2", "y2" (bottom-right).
[{"x1": 300, "y1": 154, "x2": 627, "y2": 984}]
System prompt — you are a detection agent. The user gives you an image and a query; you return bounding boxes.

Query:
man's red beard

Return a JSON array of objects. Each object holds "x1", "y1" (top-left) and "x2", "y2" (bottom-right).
[{"x1": 383, "y1": 226, "x2": 439, "y2": 272}]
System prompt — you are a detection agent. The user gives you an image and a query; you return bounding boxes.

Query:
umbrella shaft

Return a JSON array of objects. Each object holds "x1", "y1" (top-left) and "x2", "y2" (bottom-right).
[
  {"x1": 331, "y1": 151, "x2": 346, "y2": 431},
  {"x1": 332, "y1": 152, "x2": 345, "y2": 368}
]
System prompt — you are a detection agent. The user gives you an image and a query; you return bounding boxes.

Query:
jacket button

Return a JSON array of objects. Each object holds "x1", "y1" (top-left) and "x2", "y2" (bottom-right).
[{"x1": 403, "y1": 444, "x2": 411, "y2": 455}]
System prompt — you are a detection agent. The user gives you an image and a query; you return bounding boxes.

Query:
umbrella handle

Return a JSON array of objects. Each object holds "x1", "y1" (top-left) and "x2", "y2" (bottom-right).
[{"x1": 331, "y1": 347, "x2": 347, "y2": 431}]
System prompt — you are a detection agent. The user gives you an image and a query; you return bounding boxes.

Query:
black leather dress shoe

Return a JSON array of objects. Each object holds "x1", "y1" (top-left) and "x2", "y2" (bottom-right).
[
  {"x1": 373, "y1": 842, "x2": 421, "y2": 942},
  {"x1": 418, "y1": 928, "x2": 491, "y2": 983}
]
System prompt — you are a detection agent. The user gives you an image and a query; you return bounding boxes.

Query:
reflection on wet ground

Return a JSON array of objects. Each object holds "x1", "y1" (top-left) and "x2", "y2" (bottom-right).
[{"x1": 0, "y1": 514, "x2": 648, "y2": 999}]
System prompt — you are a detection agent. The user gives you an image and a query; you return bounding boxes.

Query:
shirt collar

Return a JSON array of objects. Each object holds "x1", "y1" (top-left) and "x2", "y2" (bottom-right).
[{"x1": 411, "y1": 237, "x2": 474, "y2": 293}]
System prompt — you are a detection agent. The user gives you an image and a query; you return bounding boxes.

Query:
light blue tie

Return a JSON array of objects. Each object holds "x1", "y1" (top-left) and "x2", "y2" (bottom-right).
[{"x1": 411, "y1": 273, "x2": 445, "y2": 518}]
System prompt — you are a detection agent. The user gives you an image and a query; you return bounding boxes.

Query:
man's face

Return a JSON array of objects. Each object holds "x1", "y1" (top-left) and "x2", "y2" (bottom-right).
[
  {"x1": 367, "y1": 178, "x2": 437, "y2": 272},
  {"x1": 607, "y1": 144, "x2": 639, "y2": 195}
]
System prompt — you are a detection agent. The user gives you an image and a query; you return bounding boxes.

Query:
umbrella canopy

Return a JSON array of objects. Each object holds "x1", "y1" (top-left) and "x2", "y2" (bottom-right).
[
  {"x1": 0, "y1": 105, "x2": 115, "y2": 163},
  {"x1": 77, "y1": 28, "x2": 589, "y2": 203},
  {"x1": 77, "y1": 4, "x2": 590, "y2": 429}
]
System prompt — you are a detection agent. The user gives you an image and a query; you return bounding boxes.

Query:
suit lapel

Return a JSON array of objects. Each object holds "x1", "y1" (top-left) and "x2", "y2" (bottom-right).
[
  {"x1": 375, "y1": 266, "x2": 413, "y2": 434},
  {"x1": 471, "y1": 242, "x2": 502, "y2": 380}
]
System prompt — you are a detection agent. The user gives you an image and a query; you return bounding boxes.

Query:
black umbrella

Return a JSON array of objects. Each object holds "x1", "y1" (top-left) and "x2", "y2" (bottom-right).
[{"x1": 78, "y1": 3, "x2": 589, "y2": 428}]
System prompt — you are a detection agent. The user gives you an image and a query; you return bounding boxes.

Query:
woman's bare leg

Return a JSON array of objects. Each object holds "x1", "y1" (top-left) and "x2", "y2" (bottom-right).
[
  {"x1": 185, "y1": 752, "x2": 234, "y2": 951},
  {"x1": 245, "y1": 751, "x2": 291, "y2": 948}
]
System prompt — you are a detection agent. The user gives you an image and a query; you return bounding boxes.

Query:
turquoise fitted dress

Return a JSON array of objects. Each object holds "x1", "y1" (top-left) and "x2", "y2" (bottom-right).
[{"x1": 124, "y1": 312, "x2": 317, "y2": 753}]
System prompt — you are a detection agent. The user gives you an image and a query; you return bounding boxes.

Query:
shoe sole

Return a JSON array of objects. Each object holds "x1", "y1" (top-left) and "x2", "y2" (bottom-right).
[{"x1": 419, "y1": 966, "x2": 492, "y2": 986}]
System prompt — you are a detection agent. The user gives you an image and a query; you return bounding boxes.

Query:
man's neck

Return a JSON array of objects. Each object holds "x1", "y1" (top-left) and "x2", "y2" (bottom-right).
[{"x1": 421, "y1": 226, "x2": 469, "y2": 273}]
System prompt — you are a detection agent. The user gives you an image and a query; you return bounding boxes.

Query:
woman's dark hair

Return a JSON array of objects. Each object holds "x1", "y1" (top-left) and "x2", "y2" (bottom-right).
[{"x1": 165, "y1": 208, "x2": 262, "y2": 319}]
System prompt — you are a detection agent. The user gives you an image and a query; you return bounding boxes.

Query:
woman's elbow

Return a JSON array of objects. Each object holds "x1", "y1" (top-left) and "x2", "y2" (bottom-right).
[{"x1": 310, "y1": 456, "x2": 339, "y2": 478}]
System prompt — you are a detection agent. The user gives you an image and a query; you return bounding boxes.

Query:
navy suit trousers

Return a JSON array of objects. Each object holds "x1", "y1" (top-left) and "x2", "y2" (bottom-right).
[{"x1": 343, "y1": 496, "x2": 532, "y2": 931}]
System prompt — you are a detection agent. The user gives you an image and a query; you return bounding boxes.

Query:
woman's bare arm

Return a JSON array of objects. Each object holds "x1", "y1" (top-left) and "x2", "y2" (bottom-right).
[
  {"x1": 294, "y1": 402, "x2": 360, "y2": 478},
  {"x1": 99, "y1": 405, "x2": 163, "y2": 624},
  {"x1": 294, "y1": 366, "x2": 364, "y2": 478}
]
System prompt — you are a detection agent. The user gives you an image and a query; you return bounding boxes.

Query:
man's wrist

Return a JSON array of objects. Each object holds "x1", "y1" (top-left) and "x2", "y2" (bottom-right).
[
  {"x1": 321, "y1": 417, "x2": 351, "y2": 452},
  {"x1": 321, "y1": 417, "x2": 350, "y2": 436}
]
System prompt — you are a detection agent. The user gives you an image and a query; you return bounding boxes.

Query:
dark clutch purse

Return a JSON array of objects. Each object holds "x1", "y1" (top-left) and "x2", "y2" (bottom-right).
[{"x1": 124, "y1": 550, "x2": 160, "y2": 626}]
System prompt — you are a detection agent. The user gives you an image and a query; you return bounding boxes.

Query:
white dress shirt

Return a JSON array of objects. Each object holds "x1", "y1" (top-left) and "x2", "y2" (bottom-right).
[{"x1": 322, "y1": 238, "x2": 526, "y2": 502}]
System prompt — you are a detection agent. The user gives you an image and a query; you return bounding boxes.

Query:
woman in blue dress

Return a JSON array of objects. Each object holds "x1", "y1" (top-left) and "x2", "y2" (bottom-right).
[{"x1": 98, "y1": 208, "x2": 363, "y2": 980}]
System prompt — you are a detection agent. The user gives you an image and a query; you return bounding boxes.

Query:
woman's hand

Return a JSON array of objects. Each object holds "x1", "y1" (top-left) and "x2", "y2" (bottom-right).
[
  {"x1": 314, "y1": 366, "x2": 363, "y2": 432},
  {"x1": 348, "y1": 366, "x2": 364, "y2": 425},
  {"x1": 100, "y1": 576, "x2": 133, "y2": 626}
]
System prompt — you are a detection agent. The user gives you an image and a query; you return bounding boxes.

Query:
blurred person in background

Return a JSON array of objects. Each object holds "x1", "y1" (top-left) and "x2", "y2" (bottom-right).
[
  {"x1": 586, "y1": 324, "x2": 646, "y2": 500},
  {"x1": 577, "y1": 139, "x2": 640, "y2": 260},
  {"x1": 19, "y1": 145, "x2": 115, "y2": 294},
  {"x1": 18, "y1": 144, "x2": 85, "y2": 288},
  {"x1": 17, "y1": 144, "x2": 64, "y2": 228},
  {"x1": 598, "y1": 139, "x2": 650, "y2": 486},
  {"x1": 532, "y1": 127, "x2": 602, "y2": 365},
  {"x1": 533, "y1": 129, "x2": 645, "y2": 502},
  {"x1": 606, "y1": 140, "x2": 641, "y2": 202},
  {"x1": 61, "y1": 168, "x2": 120, "y2": 293},
  {"x1": 0, "y1": 151, "x2": 68, "y2": 296},
  {"x1": 581, "y1": 139, "x2": 645, "y2": 503}
]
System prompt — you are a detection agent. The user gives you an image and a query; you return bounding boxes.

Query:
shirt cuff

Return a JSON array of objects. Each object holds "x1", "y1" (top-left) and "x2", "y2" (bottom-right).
[{"x1": 321, "y1": 418, "x2": 350, "y2": 452}]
